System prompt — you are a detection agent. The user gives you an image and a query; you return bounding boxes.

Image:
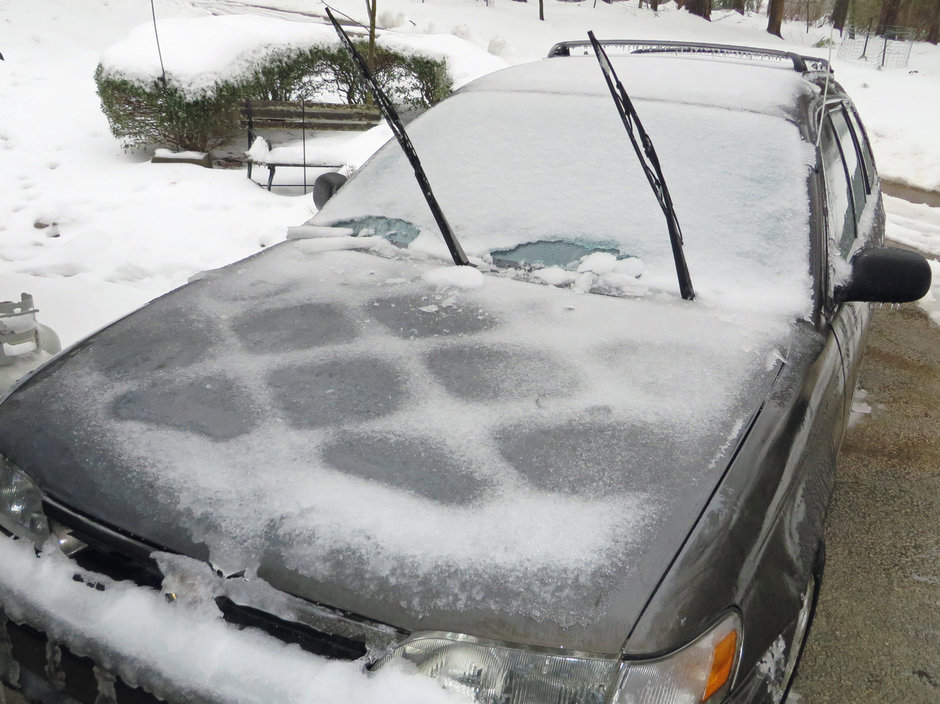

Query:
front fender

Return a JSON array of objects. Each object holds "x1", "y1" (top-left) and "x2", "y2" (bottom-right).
[{"x1": 623, "y1": 322, "x2": 845, "y2": 694}]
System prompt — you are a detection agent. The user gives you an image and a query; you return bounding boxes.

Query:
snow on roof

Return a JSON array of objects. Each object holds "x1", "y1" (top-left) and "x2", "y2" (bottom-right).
[
  {"x1": 99, "y1": 15, "x2": 337, "y2": 97},
  {"x1": 97, "y1": 15, "x2": 505, "y2": 98},
  {"x1": 464, "y1": 54, "x2": 818, "y2": 118}
]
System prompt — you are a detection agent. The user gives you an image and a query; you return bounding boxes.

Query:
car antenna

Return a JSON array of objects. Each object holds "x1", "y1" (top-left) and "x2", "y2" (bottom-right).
[
  {"x1": 586, "y1": 32, "x2": 695, "y2": 301},
  {"x1": 324, "y1": 8, "x2": 470, "y2": 267}
]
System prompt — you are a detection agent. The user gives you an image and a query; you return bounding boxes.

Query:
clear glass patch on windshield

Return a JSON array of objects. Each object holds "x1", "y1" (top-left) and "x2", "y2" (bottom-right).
[
  {"x1": 330, "y1": 216, "x2": 421, "y2": 248},
  {"x1": 489, "y1": 239, "x2": 622, "y2": 270}
]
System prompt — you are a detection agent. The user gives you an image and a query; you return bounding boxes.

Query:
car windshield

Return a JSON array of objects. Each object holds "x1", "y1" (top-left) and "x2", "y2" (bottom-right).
[{"x1": 314, "y1": 62, "x2": 816, "y2": 317}]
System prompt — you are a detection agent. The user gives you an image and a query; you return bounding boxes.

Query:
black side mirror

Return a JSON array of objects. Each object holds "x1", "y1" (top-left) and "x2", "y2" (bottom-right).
[
  {"x1": 313, "y1": 172, "x2": 348, "y2": 209},
  {"x1": 836, "y1": 246, "x2": 932, "y2": 303}
]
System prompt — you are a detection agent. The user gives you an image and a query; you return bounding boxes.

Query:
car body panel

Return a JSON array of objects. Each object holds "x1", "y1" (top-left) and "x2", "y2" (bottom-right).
[{"x1": 0, "y1": 238, "x2": 797, "y2": 654}]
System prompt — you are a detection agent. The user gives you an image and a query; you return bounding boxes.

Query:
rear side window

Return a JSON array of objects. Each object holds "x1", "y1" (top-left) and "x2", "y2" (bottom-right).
[
  {"x1": 845, "y1": 108, "x2": 876, "y2": 191},
  {"x1": 821, "y1": 117, "x2": 856, "y2": 258},
  {"x1": 829, "y1": 108, "x2": 866, "y2": 220}
]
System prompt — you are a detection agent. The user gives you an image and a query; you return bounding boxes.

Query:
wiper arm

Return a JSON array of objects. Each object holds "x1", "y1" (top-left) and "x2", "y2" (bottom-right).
[
  {"x1": 325, "y1": 8, "x2": 469, "y2": 267},
  {"x1": 586, "y1": 32, "x2": 695, "y2": 301}
]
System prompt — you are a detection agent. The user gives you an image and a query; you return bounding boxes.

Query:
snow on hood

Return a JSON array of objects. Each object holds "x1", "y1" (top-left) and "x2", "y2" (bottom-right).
[{"x1": 0, "y1": 239, "x2": 793, "y2": 651}]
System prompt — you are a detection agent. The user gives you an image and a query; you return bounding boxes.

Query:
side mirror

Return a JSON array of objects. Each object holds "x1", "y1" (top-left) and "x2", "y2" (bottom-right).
[
  {"x1": 836, "y1": 246, "x2": 932, "y2": 304},
  {"x1": 313, "y1": 172, "x2": 347, "y2": 210}
]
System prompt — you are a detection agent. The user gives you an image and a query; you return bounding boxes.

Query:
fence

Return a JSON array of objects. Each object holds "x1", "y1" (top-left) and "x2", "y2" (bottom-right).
[{"x1": 837, "y1": 24, "x2": 916, "y2": 69}]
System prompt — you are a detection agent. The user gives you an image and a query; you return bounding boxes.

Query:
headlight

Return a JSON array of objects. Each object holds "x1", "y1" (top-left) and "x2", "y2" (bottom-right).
[
  {"x1": 0, "y1": 454, "x2": 50, "y2": 546},
  {"x1": 375, "y1": 612, "x2": 741, "y2": 704},
  {"x1": 613, "y1": 611, "x2": 741, "y2": 703},
  {"x1": 376, "y1": 634, "x2": 618, "y2": 704}
]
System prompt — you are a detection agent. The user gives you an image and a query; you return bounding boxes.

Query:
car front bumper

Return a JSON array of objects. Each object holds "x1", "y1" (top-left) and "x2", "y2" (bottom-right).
[{"x1": 0, "y1": 535, "x2": 428, "y2": 704}]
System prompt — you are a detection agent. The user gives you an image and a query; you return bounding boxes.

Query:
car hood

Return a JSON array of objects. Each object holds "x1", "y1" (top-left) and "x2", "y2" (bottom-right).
[{"x1": 0, "y1": 240, "x2": 793, "y2": 654}]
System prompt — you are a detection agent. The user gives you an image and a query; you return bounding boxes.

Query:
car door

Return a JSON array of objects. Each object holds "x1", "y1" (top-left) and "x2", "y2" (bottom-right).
[{"x1": 820, "y1": 101, "x2": 880, "y2": 420}]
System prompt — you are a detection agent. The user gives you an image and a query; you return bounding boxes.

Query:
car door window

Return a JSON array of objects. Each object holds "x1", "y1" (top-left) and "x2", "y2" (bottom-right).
[
  {"x1": 829, "y1": 107, "x2": 866, "y2": 220},
  {"x1": 845, "y1": 108, "x2": 876, "y2": 193},
  {"x1": 820, "y1": 115, "x2": 856, "y2": 259}
]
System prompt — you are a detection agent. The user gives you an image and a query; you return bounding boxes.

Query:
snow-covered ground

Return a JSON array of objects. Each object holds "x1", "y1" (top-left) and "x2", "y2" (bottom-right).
[{"x1": 0, "y1": 1, "x2": 938, "y2": 701}]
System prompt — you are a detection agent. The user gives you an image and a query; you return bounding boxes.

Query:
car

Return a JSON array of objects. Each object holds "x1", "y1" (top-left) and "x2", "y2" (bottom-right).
[{"x1": 0, "y1": 39, "x2": 932, "y2": 704}]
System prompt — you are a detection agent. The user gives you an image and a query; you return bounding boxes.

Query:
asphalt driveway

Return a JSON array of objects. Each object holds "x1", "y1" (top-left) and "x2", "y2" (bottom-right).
[{"x1": 793, "y1": 304, "x2": 939, "y2": 702}]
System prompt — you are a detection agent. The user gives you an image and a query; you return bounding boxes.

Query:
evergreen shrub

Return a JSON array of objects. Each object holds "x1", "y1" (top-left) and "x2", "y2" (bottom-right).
[{"x1": 95, "y1": 41, "x2": 452, "y2": 152}]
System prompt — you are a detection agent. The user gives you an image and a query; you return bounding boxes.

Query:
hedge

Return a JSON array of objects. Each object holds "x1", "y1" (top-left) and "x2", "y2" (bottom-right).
[{"x1": 95, "y1": 42, "x2": 452, "y2": 152}]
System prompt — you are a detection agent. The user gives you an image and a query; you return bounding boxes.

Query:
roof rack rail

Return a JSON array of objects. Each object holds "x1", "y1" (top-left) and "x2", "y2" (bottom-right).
[{"x1": 547, "y1": 39, "x2": 830, "y2": 74}]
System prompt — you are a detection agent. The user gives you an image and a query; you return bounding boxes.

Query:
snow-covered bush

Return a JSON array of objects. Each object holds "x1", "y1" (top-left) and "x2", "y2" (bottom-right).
[
  {"x1": 95, "y1": 68, "x2": 244, "y2": 152},
  {"x1": 95, "y1": 23, "x2": 451, "y2": 152}
]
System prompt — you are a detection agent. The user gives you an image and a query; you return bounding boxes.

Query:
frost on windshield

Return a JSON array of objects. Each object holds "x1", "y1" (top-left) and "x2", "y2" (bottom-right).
[
  {"x1": 314, "y1": 77, "x2": 815, "y2": 317},
  {"x1": 0, "y1": 243, "x2": 792, "y2": 640}
]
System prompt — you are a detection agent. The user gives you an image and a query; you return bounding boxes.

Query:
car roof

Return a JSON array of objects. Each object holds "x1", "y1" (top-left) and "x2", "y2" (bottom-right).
[{"x1": 461, "y1": 51, "x2": 820, "y2": 120}]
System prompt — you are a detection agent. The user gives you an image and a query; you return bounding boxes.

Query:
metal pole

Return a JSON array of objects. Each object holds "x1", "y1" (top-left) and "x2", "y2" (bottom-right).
[
  {"x1": 302, "y1": 99, "x2": 307, "y2": 194},
  {"x1": 150, "y1": 0, "x2": 167, "y2": 86},
  {"x1": 859, "y1": 19, "x2": 872, "y2": 60}
]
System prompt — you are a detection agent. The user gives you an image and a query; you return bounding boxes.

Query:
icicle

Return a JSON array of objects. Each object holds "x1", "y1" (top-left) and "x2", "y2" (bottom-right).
[
  {"x1": 0, "y1": 613, "x2": 20, "y2": 689},
  {"x1": 43, "y1": 641, "x2": 66, "y2": 691},
  {"x1": 93, "y1": 666, "x2": 118, "y2": 704}
]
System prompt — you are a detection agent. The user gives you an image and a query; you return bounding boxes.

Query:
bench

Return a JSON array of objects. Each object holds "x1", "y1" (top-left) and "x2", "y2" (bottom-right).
[{"x1": 240, "y1": 100, "x2": 382, "y2": 190}]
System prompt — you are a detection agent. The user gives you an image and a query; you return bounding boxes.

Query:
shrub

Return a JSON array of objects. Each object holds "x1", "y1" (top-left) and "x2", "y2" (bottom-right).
[
  {"x1": 96, "y1": 68, "x2": 244, "y2": 152},
  {"x1": 95, "y1": 42, "x2": 452, "y2": 152}
]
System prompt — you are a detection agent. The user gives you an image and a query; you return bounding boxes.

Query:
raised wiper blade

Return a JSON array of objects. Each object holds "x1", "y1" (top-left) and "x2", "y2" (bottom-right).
[
  {"x1": 586, "y1": 31, "x2": 695, "y2": 301},
  {"x1": 325, "y1": 8, "x2": 469, "y2": 267}
]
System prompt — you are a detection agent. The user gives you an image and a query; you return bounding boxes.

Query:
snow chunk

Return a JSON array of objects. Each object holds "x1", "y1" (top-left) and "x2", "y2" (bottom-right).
[
  {"x1": 423, "y1": 265, "x2": 484, "y2": 289},
  {"x1": 577, "y1": 252, "x2": 618, "y2": 275}
]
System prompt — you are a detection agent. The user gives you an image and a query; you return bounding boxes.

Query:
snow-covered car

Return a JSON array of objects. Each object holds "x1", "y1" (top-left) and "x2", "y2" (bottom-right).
[{"x1": 0, "y1": 41, "x2": 931, "y2": 704}]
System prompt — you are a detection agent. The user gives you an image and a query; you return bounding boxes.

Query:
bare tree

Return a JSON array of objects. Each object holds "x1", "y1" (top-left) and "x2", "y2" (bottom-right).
[
  {"x1": 876, "y1": 0, "x2": 902, "y2": 35},
  {"x1": 732, "y1": 0, "x2": 746, "y2": 14},
  {"x1": 767, "y1": 0, "x2": 785, "y2": 37},
  {"x1": 831, "y1": 0, "x2": 850, "y2": 32},
  {"x1": 685, "y1": 0, "x2": 712, "y2": 20},
  {"x1": 930, "y1": 0, "x2": 940, "y2": 44},
  {"x1": 364, "y1": 0, "x2": 377, "y2": 69}
]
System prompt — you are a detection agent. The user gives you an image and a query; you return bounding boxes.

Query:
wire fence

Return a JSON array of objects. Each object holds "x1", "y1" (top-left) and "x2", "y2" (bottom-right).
[{"x1": 838, "y1": 24, "x2": 916, "y2": 69}]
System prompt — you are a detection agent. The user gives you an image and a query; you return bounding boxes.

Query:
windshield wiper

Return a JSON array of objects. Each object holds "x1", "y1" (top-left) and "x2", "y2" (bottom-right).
[
  {"x1": 586, "y1": 32, "x2": 695, "y2": 301},
  {"x1": 325, "y1": 8, "x2": 469, "y2": 267}
]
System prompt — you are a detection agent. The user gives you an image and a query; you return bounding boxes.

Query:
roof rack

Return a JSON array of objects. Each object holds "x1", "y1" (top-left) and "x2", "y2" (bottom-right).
[{"x1": 547, "y1": 40, "x2": 830, "y2": 74}]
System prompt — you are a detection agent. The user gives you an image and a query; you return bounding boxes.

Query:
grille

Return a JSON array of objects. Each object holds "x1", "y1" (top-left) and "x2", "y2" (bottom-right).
[
  {"x1": 2, "y1": 617, "x2": 162, "y2": 704},
  {"x1": 215, "y1": 597, "x2": 367, "y2": 661},
  {"x1": 2, "y1": 500, "x2": 380, "y2": 702}
]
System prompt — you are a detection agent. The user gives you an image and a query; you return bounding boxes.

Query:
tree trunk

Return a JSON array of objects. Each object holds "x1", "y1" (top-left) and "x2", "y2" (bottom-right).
[
  {"x1": 366, "y1": 0, "x2": 377, "y2": 70},
  {"x1": 650, "y1": 0, "x2": 661, "y2": 10},
  {"x1": 929, "y1": 0, "x2": 940, "y2": 44},
  {"x1": 831, "y1": 0, "x2": 850, "y2": 32},
  {"x1": 876, "y1": 0, "x2": 902, "y2": 36},
  {"x1": 732, "y1": 0, "x2": 746, "y2": 14},
  {"x1": 767, "y1": 0, "x2": 785, "y2": 37},
  {"x1": 539, "y1": 0, "x2": 545, "y2": 20},
  {"x1": 685, "y1": 0, "x2": 711, "y2": 20}
]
